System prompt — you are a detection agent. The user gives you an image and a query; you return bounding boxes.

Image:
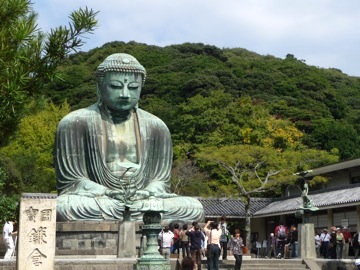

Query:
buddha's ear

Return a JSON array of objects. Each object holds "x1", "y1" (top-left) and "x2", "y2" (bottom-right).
[{"x1": 96, "y1": 82, "x2": 103, "y2": 103}]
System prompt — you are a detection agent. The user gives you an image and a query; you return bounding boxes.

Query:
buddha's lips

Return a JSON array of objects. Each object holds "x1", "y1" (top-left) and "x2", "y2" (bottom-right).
[
  {"x1": 116, "y1": 100, "x2": 131, "y2": 105},
  {"x1": 116, "y1": 98, "x2": 136, "y2": 104}
]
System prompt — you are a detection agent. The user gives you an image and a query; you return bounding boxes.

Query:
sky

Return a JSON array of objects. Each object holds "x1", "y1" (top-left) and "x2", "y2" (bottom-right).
[{"x1": 32, "y1": 0, "x2": 360, "y2": 77}]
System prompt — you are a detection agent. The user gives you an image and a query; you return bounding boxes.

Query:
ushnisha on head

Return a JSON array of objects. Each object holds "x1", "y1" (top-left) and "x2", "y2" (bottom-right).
[{"x1": 96, "y1": 53, "x2": 146, "y2": 86}]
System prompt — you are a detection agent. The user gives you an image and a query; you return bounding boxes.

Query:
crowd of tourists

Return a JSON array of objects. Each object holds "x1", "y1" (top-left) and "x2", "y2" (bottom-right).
[
  {"x1": 157, "y1": 218, "x2": 360, "y2": 270},
  {"x1": 158, "y1": 215, "x2": 245, "y2": 270},
  {"x1": 317, "y1": 226, "x2": 360, "y2": 259},
  {"x1": 156, "y1": 219, "x2": 359, "y2": 268},
  {"x1": 261, "y1": 222, "x2": 360, "y2": 260}
]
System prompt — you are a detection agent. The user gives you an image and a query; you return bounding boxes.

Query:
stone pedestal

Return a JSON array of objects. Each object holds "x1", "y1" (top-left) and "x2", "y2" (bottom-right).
[
  {"x1": 56, "y1": 221, "x2": 142, "y2": 256},
  {"x1": 298, "y1": 223, "x2": 316, "y2": 259},
  {"x1": 56, "y1": 221, "x2": 120, "y2": 256},
  {"x1": 117, "y1": 221, "x2": 136, "y2": 258},
  {"x1": 17, "y1": 193, "x2": 57, "y2": 270}
]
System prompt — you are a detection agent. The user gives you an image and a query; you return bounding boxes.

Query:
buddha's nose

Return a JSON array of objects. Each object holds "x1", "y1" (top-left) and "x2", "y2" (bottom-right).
[{"x1": 119, "y1": 85, "x2": 130, "y2": 98}]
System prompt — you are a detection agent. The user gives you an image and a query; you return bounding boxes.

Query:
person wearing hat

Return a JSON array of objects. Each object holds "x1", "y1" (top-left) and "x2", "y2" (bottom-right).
[
  {"x1": 342, "y1": 226, "x2": 351, "y2": 259},
  {"x1": 320, "y1": 228, "x2": 330, "y2": 258},
  {"x1": 329, "y1": 226, "x2": 337, "y2": 259}
]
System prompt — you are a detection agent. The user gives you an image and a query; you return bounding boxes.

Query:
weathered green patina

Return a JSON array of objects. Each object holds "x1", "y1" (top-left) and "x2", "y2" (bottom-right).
[
  {"x1": 137, "y1": 193, "x2": 171, "y2": 270},
  {"x1": 296, "y1": 181, "x2": 319, "y2": 223},
  {"x1": 55, "y1": 53, "x2": 204, "y2": 222}
]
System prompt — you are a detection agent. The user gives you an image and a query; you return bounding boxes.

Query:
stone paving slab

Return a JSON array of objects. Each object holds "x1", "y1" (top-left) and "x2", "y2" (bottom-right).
[{"x1": 0, "y1": 257, "x2": 358, "y2": 270}]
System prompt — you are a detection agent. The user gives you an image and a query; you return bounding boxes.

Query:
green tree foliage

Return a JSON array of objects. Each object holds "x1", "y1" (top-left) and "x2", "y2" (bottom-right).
[
  {"x1": 172, "y1": 93, "x2": 305, "y2": 151},
  {"x1": 0, "y1": 101, "x2": 70, "y2": 194},
  {"x1": 0, "y1": 194, "x2": 19, "y2": 224},
  {"x1": 0, "y1": 151, "x2": 19, "y2": 224},
  {"x1": 195, "y1": 144, "x2": 338, "y2": 246},
  {"x1": 0, "y1": 0, "x2": 98, "y2": 141},
  {"x1": 171, "y1": 90, "x2": 234, "y2": 144},
  {"x1": 307, "y1": 119, "x2": 360, "y2": 159},
  {"x1": 44, "y1": 41, "x2": 360, "y2": 160},
  {"x1": 170, "y1": 93, "x2": 338, "y2": 198}
]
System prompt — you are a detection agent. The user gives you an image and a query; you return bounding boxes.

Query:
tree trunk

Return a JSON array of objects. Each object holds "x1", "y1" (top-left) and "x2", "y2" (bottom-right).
[{"x1": 244, "y1": 196, "x2": 251, "y2": 248}]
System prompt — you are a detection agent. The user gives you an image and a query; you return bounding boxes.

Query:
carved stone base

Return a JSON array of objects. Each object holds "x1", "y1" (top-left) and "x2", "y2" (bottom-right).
[
  {"x1": 136, "y1": 261, "x2": 171, "y2": 270},
  {"x1": 56, "y1": 221, "x2": 142, "y2": 256}
]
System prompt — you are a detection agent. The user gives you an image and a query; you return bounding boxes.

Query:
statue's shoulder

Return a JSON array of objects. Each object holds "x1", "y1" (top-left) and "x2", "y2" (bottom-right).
[
  {"x1": 59, "y1": 104, "x2": 99, "y2": 126},
  {"x1": 136, "y1": 108, "x2": 169, "y2": 130}
]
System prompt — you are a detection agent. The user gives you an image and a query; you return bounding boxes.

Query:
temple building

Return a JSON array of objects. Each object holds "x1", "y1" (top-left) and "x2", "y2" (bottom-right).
[{"x1": 199, "y1": 157, "x2": 360, "y2": 248}]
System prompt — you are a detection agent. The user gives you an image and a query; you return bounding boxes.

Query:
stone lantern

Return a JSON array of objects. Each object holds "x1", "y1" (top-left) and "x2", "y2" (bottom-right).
[{"x1": 136, "y1": 192, "x2": 171, "y2": 270}]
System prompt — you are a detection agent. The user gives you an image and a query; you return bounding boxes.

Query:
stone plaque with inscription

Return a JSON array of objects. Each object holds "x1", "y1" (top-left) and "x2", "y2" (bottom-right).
[{"x1": 17, "y1": 193, "x2": 57, "y2": 270}]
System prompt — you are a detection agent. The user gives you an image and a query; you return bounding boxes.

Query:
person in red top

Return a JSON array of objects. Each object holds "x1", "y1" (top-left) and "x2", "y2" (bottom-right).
[
  {"x1": 274, "y1": 220, "x2": 288, "y2": 259},
  {"x1": 342, "y1": 226, "x2": 351, "y2": 259},
  {"x1": 172, "y1": 223, "x2": 181, "y2": 256}
]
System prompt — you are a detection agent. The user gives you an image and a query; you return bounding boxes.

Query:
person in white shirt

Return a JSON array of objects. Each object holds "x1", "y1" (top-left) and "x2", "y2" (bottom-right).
[
  {"x1": 320, "y1": 228, "x2": 331, "y2": 258},
  {"x1": 2, "y1": 221, "x2": 16, "y2": 260},
  {"x1": 204, "y1": 220, "x2": 222, "y2": 270},
  {"x1": 314, "y1": 231, "x2": 321, "y2": 258},
  {"x1": 158, "y1": 226, "x2": 174, "y2": 259}
]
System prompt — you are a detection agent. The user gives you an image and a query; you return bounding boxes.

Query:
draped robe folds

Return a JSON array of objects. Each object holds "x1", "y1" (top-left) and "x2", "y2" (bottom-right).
[{"x1": 55, "y1": 104, "x2": 204, "y2": 222}]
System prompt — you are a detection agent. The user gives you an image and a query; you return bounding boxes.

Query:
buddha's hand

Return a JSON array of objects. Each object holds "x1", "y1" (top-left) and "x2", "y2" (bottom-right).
[
  {"x1": 105, "y1": 189, "x2": 125, "y2": 201},
  {"x1": 154, "y1": 193, "x2": 178, "y2": 199},
  {"x1": 131, "y1": 190, "x2": 150, "y2": 200}
]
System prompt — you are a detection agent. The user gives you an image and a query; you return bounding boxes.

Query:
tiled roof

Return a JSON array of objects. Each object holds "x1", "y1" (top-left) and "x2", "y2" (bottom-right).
[
  {"x1": 254, "y1": 184, "x2": 360, "y2": 217},
  {"x1": 305, "y1": 158, "x2": 360, "y2": 177},
  {"x1": 198, "y1": 184, "x2": 360, "y2": 218},
  {"x1": 198, "y1": 197, "x2": 272, "y2": 218}
]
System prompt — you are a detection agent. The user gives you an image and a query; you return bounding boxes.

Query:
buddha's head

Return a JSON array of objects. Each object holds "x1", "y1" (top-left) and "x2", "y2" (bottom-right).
[{"x1": 96, "y1": 53, "x2": 146, "y2": 112}]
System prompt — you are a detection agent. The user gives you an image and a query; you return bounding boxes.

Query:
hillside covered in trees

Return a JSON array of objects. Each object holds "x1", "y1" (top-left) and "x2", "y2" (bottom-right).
[
  {"x1": 1, "y1": 41, "x2": 360, "y2": 220},
  {"x1": 47, "y1": 41, "x2": 360, "y2": 160}
]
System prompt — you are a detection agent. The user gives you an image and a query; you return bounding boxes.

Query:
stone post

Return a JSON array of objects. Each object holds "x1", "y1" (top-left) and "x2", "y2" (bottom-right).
[
  {"x1": 117, "y1": 221, "x2": 136, "y2": 258},
  {"x1": 298, "y1": 223, "x2": 316, "y2": 259},
  {"x1": 17, "y1": 193, "x2": 57, "y2": 270}
]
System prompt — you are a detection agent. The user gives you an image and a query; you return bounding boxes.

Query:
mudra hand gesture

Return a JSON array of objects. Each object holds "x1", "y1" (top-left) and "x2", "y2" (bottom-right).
[{"x1": 130, "y1": 190, "x2": 178, "y2": 200}]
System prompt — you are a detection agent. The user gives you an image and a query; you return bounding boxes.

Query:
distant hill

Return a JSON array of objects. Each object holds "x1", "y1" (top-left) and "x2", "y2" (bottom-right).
[{"x1": 44, "y1": 41, "x2": 360, "y2": 160}]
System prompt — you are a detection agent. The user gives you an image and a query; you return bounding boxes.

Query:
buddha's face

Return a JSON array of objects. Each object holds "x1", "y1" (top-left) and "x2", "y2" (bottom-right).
[{"x1": 99, "y1": 71, "x2": 142, "y2": 112}]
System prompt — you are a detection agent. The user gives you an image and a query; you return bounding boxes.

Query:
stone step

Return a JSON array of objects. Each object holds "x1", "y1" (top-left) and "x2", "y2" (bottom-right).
[
  {"x1": 201, "y1": 258, "x2": 308, "y2": 270},
  {"x1": 208, "y1": 267, "x2": 307, "y2": 270}
]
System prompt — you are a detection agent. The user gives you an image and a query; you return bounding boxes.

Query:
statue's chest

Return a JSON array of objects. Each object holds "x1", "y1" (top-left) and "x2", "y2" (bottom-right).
[{"x1": 103, "y1": 119, "x2": 139, "y2": 173}]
